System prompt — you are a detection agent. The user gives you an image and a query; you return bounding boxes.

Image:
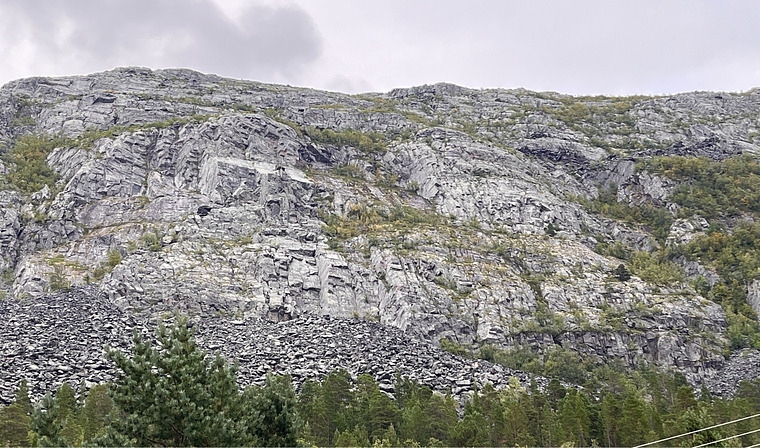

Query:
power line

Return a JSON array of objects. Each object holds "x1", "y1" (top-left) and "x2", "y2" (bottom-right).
[
  {"x1": 633, "y1": 412, "x2": 760, "y2": 448},
  {"x1": 691, "y1": 427, "x2": 760, "y2": 448}
]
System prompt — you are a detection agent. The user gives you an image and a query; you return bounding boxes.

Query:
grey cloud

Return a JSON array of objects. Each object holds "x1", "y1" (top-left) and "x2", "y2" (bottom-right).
[
  {"x1": 324, "y1": 75, "x2": 372, "y2": 94},
  {"x1": 1, "y1": 0, "x2": 322, "y2": 81},
  {"x1": 305, "y1": 0, "x2": 760, "y2": 95}
]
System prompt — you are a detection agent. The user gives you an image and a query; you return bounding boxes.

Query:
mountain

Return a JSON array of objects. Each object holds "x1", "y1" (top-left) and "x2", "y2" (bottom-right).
[{"x1": 1, "y1": 67, "x2": 760, "y2": 403}]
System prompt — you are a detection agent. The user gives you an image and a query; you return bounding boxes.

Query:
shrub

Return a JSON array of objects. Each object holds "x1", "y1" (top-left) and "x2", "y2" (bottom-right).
[
  {"x1": 629, "y1": 251, "x2": 685, "y2": 286},
  {"x1": 48, "y1": 265, "x2": 70, "y2": 292},
  {"x1": 1, "y1": 134, "x2": 68, "y2": 193},
  {"x1": 645, "y1": 154, "x2": 760, "y2": 219},
  {"x1": 106, "y1": 249, "x2": 122, "y2": 269},
  {"x1": 305, "y1": 127, "x2": 386, "y2": 154},
  {"x1": 612, "y1": 264, "x2": 632, "y2": 282}
]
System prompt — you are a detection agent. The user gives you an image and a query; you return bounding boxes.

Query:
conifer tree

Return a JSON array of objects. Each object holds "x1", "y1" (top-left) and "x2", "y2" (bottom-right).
[
  {"x1": 14, "y1": 379, "x2": 32, "y2": 415},
  {"x1": 30, "y1": 392, "x2": 67, "y2": 447},
  {"x1": 601, "y1": 392, "x2": 621, "y2": 447},
  {"x1": 0, "y1": 380, "x2": 33, "y2": 447},
  {"x1": 367, "y1": 389, "x2": 399, "y2": 442},
  {"x1": 557, "y1": 389, "x2": 591, "y2": 447},
  {"x1": 308, "y1": 369, "x2": 354, "y2": 445},
  {"x1": 103, "y1": 316, "x2": 298, "y2": 447},
  {"x1": 617, "y1": 389, "x2": 649, "y2": 447},
  {"x1": 244, "y1": 374, "x2": 301, "y2": 447},
  {"x1": 56, "y1": 383, "x2": 84, "y2": 446},
  {"x1": 448, "y1": 411, "x2": 489, "y2": 447},
  {"x1": 81, "y1": 384, "x2": 113, "y2": 442}
]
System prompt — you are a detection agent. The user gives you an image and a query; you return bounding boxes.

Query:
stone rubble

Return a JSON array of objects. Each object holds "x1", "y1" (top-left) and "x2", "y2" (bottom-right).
[{"x1": 0, "y1": 286, "x2": 543, "y2": 406}]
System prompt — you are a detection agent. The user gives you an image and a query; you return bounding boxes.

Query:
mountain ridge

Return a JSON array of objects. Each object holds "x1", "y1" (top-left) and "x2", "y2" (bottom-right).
[{"x1": 1, "y1": 67, "x2": 760, "y2": 402}]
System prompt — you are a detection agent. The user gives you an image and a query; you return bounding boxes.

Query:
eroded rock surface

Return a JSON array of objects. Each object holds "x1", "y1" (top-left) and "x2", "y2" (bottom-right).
[{"x1": 2, "y1": 68, "x2": 760, "y2": 397}]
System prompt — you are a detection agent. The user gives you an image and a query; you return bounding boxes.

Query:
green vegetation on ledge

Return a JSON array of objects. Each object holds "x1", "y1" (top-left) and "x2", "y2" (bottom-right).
[
  {"x1": 645, "y1": 153, "x2": 760, "y2": 220},
  {"x1": 1, "y1": 134, "x2": 64, "y2": 194},
  {"x1": 304, "y1": 126, "x2": 387, "y2": 154},
  {"x1": 574, "y1": 183, "x2": 673, "y2": 243},
  {"x1": 321, "y1": 203, "x2": 446, "y2": 251}
]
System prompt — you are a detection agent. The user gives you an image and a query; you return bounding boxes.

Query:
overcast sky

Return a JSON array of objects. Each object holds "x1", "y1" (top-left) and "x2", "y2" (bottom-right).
[{"x1": 1, "y1": 0, "x2": 759, "y2": 95}]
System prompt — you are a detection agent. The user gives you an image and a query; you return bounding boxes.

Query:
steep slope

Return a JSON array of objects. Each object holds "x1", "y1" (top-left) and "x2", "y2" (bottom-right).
[{"x1": 1, "y1": 68, "x2": 759, "y2": 401}]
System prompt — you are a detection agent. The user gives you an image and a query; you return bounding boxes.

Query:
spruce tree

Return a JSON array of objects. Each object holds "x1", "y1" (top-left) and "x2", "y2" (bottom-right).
[
  {"x1": 56, "y1": 383, "x2": 84, "y2": 446},
  {"x1": 0, "y1": 402, "x2": 32, "y2": 446},
  {"x1": 367, "y1": 389, "x2": 399, "y2": 442}
]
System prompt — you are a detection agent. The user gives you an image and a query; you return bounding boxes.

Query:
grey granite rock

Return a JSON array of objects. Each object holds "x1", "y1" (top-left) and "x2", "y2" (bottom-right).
[{"x1": 1, "y1": 68, "x2": 759, "y2": 397}]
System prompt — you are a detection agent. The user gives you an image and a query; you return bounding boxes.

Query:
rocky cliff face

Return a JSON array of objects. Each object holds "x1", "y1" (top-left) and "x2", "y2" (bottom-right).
[{"x1": 1, "y1": 67, "x2": 759, "y2": 402}]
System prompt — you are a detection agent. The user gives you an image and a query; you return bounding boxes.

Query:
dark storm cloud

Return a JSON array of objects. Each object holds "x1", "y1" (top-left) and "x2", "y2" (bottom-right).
[{"x1": 1, "y1": 0, "x2": 322, "y2": 80}]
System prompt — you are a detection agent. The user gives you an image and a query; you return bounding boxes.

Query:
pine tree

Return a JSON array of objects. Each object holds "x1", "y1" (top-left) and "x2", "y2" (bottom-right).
[
  {"x1": 448, "y1": 411, "x2": 489, "y2": 447},
  {"x1": 617, "y1": 389, "x2": 649, "y2": 447},
  {"x1": 601, "y1": 393, "x2": 621, "y2": 447},
  {"x1": 557, "y1": 389, "x2": 591, "y2": 447},
  {"x1": 14, "y1": 379, "x2": 32, "y2": 415},
  {"x1": 500, "y1": 381, "x2": 536, "y2": 447},
  {"x1": 425, "y1": 392, "x2": 457, "y2": 443},
  {"x1": 399, "y1": 400, "x2": 427, "y2": 444},
  {"x1": 367, "y1": 389, "x2": 399, "y2": 442},
  {"x1": 103, "y1": 316, "x2": 298, "y2": 446},
  {"x1": 308, "y1": 369, "x2": 354, "y2": 445},
  {"x1": 0, "y1": 402, "x2": 31, "y2": 447},
  {"x1": 244, "y1": 374, "x2": 301, "y2": 447}
]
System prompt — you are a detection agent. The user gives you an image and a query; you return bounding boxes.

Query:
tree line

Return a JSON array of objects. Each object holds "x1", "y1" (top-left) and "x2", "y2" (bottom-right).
[{"x1": 3, "y1": 317, "x2": 760, "y2": 447}]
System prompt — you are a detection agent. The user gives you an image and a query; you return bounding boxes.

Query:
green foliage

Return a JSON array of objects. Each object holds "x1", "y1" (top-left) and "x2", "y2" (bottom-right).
[
  {"x1": 683, "y1": 222, "x2": 760, "y2": 348},
  {"x1": 1, "y1": 134, "x2": 66, "y2": 193},
  {"x1": 611, "y1": 263, "x2": 632, "y2": 282},
  {"x1": 331, "y1": 163, "x2": 365, "y2": 181},
  {"x1": 243, "y1": 375, "x2": 302, "y2": 447},
  {"x1": 30, "y1": 392, "x2": 67, "y2": 447},
  {"x1": 0, "y1": 380, "x2": 32, "y2": 446},
  {"x1": 629, "y1": 251, "x2": 685, "y2": 285},
  {"x1": 439, "y1": 338, "x2": 472, "y2": 357},
  {"x1": 544, "y1": 97, "x2": 639, "y2": 142},
  {"x1": 305, "y1": 127, "x2": 387, "y2": 155},
  {"x1": 76, "y1": 115, "x2": 213, "y2": 148},
  {"x1": 299, "y1": 370, "x2": 354, "y2": 446},
  {"x1": 105, "y1": 316, "x2": 300, "y2": 446},
  {"x1": 106, "y1": 249, "x2": 122, "y2": 269},
  {"x1": 634, "y1": 154, "x2": 760, "y2": 350},
  {"x1": 9, "y1": 364, "x2": 760, "y2": 448},
  {"x1": 48, "y1": 265, "x2": 71, "y2": 293},
  {"x1": 299, "y1": 372, "x2": 457, "y2": 447},
  {"x1": 645, "y1": 153, "x2": 760, "y2": 219},
  {"x1": 2, "y1": 115, "x2": 213, "y2": 195},
  {"x1": 685, "y1": 223, "x2": 760, "y2": 289},
  {"x1": 575, "y1": 183, "x2": 673, "y2": 242},
  {"x1": 81, "y1": 385, "x2": 113, "y2": 442},
  {"x1": 139, "y1": 230, "x2": 162, "y2": 252},
  {"x1": 0, "y1": 401, "x2": 31, "y2": 446},
  {"x1": 321, "y1": 203, "x2": 445, "y2": 249},
  {"x1": 595, "y1": 240, "x2": 632, "y2": 260}
]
